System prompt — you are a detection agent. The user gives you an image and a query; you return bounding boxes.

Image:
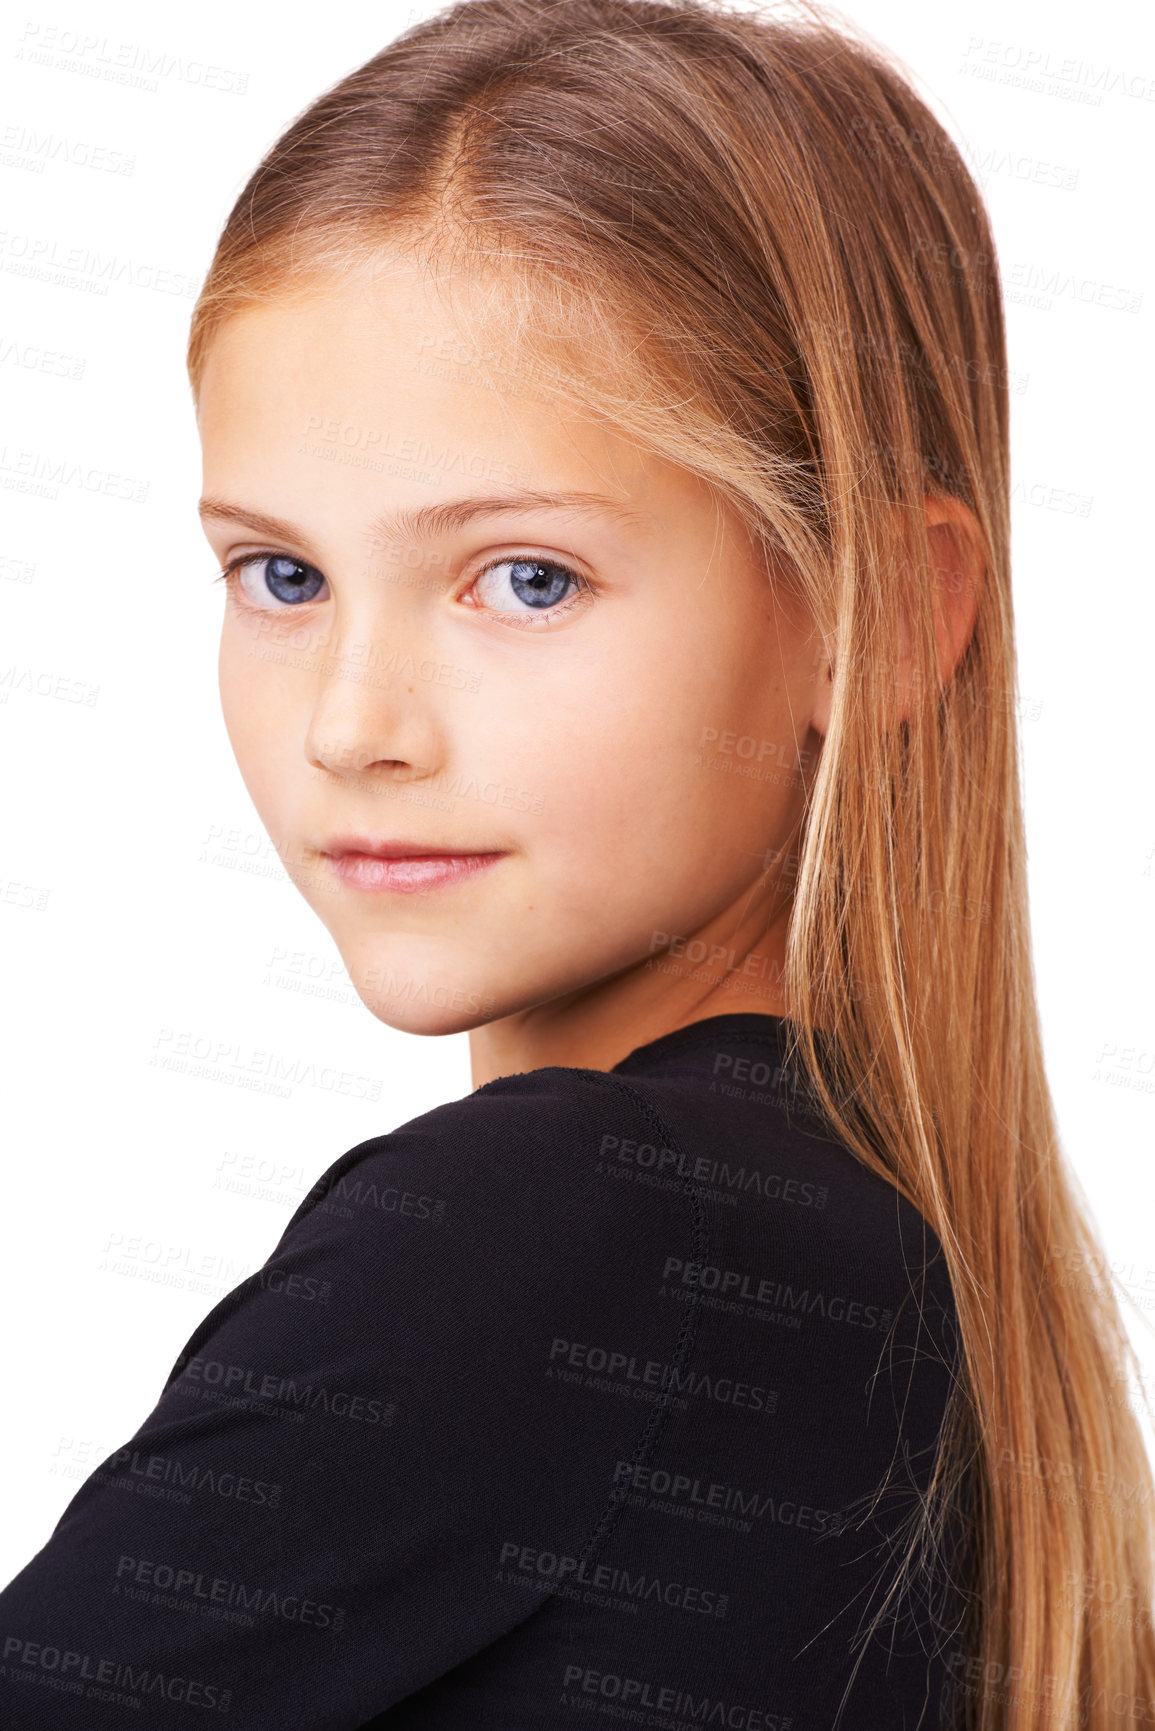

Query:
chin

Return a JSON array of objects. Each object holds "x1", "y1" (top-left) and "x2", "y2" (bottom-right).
[{"x1": 350, "y1": 979, "x2": 501, "y2": 1040}]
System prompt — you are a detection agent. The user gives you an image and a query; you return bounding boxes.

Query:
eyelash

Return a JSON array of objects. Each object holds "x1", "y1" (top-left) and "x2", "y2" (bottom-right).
[{"x1": 213, "y1": 549, "x2": 594, "y2": 625}]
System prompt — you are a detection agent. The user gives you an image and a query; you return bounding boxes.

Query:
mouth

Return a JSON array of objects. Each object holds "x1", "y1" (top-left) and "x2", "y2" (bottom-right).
[{"x1": 318, "y1": 836, "x2": 509, "y2": 895}]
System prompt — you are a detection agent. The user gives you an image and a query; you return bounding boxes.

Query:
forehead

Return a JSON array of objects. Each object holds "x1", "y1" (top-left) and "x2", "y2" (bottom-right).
[
  {"x1": 194, "y1": 254, "x2": 722, "y2": 534},
  {"x1": 198, "y1": 255, "x2": 515, "y2": 433}
]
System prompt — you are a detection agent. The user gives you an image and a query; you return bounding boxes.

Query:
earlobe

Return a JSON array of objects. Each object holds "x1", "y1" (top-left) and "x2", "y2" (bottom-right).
[{"x1": 810, "y1": 647, "x2": 834, "y2": 737}]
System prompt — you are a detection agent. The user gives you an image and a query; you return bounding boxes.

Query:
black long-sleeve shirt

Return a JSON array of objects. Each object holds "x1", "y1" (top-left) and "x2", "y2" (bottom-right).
[{"x1": 0, "y1": 1012, "x2": 968, "y2": 1727}]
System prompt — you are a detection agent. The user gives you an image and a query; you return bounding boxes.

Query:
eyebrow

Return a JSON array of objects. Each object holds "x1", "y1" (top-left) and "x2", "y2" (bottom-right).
[{"x1": 197, "y1": 490, "x2": 648, "y2": 551}]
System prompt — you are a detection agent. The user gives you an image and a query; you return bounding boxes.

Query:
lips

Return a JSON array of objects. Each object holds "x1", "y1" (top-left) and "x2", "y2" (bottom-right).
[
  {"x1": 318, "y1": 837, "x2": 507, "y2": 894},
  {"x1": 321, "y1": 835, "x2": 501, "y2": 861}
]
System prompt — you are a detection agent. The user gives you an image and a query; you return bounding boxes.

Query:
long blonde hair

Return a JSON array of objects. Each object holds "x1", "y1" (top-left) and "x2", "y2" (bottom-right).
[{"x1": 187, "y1": 0, "x2": 1155, "y2": 1719}]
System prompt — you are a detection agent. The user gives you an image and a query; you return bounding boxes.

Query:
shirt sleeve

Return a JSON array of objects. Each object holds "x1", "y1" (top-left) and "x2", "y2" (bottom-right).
[{"x1": 0, "y1": 1069, "x2": 703, "y2": 1729}]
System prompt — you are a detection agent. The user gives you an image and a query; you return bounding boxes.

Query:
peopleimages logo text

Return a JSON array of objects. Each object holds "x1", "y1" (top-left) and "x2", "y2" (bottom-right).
[{"x1": 662, "y1": 1257, "x2": 895, "y2": 1330}]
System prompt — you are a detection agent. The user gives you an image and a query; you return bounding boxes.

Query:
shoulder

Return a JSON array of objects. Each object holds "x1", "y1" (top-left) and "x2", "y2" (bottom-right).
[
  {"x1": 11, "y1": 1074, "x2": 722, "y2": 1717},
  {"x1": 281, "y1": 1062, "x2": 700, "y2": 1252},
  {"x1": 166, "y1": 1064, "x2": 704, "y2": 1398}
]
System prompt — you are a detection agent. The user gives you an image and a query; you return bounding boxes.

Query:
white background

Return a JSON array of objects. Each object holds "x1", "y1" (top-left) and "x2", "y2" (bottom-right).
[{"x1": 1, "y1": 0, "x2": 1152, "y2": 1584}]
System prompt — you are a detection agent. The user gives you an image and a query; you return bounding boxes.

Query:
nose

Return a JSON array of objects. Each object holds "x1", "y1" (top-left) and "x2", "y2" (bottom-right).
[{"x1": 303, "y1": 621, "x2": 440, "y2": 783}]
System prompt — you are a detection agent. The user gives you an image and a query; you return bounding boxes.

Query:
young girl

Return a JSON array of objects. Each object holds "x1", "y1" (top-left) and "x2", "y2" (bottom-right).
[{"x1": 2, "y1": 0, "x2": 1152, "y2": 1725}]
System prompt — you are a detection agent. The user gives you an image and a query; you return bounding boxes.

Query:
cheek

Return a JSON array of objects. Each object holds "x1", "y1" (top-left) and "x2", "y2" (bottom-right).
[
  {"x1": 529, "y1": 649, "x2": 751, "y2": 816},
  {"x1": 516, "y1": 636, "x2": 802, "y2": 898},
  {"x1": 507, "y1": 674, "x2": 713, "y2": 866},
  {"x1": 218, "y1": 623, "x2": 301, "y2": 814}
]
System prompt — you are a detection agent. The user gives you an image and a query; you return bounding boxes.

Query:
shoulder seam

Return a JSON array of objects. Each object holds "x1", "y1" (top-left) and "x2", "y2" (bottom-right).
[{"x1": 552, "y1": 1068, "x2": 710, "y2": 1576}]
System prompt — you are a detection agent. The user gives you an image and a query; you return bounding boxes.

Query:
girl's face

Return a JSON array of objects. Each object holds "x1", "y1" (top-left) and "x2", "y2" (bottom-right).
[{"x1": 196, "y1": 254, "x2": 829, "y2": 1077}]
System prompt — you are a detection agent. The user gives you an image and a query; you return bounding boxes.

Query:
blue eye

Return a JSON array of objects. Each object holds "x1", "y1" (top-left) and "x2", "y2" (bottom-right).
[
  {"x1": 473, "y1": 556, "x2": 585, "y2": 618},
  {"x1": 263, "y1": 556, "x2": 325, "y2": 604},
  {"x1": 223, "y1": 553, "x2": 328, "y2": 609}
]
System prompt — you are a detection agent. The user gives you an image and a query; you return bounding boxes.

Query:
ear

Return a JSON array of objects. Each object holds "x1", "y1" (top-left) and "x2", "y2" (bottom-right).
[
  {"x1": 918, "y1": 494, "x2": 983, "y2": 707},
  {"x1": 808, "y1": 494, "x2": 984, "y2": 737}
]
